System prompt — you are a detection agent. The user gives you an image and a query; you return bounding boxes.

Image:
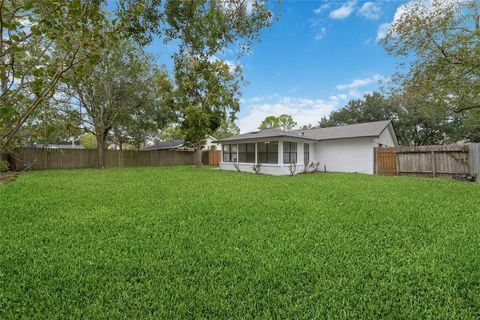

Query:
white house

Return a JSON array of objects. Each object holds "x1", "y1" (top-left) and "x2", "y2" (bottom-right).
[{"x1": 214, "y1": 120, "x2": 398, "y2": 175}]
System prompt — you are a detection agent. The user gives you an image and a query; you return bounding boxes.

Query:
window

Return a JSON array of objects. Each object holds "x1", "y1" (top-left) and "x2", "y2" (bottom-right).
[
  {"x1": 304, "y1": 143, "x2": 310, "y2": 164},
  {"x1": 222, "y1": 144, "x2": 238, "y2": 162},
  {"x1": 258, "y1": 141, "x2": 278, "y2": 164},
  {"x1": 283, "y1": 142, "x2": 297, "y2": 164},
  {"x1": 239, "y1": 143, "x2": 255, "y2": 163}
]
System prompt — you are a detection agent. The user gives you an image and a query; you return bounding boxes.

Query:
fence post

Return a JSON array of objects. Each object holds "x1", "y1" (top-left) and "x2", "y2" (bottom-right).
[
  {"x1": 395, "y1": 152, "x2": 399, "y2": 175},
  {"x1": 469, "y1": 143, "x2": 480, "y2": 181},
  {"x1": 431, "y1": 151, "x2": 436, "y2": 178}
]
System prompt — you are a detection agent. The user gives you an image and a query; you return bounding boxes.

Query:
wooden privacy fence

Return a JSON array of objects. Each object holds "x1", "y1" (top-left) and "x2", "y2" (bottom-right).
[
  {"x1": 375, "y1": 143, "x2": 480, "y2": 179},
  {"x1": 12, "y1": 148, "x2": 196, "y2": 171},
  {"x1": 208, "y1": 150, "x2": 221, "y2": 166}
]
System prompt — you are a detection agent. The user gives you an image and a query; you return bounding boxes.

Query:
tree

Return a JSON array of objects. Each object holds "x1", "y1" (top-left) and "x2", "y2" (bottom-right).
[
  {"x1": 20, "y1": 102, "x2": 81, "y2": 145},
  {"x1": 319, "y1": 92, "x2": 397, "y2": 128},
  {"x1": 258, "y1": 114, "x2": 297, "y2": 131},
  {"x1": 174, "y1": 55, "x2": 242, "y2": 165},
  {"x1": 110, "y1": 68, "x2": 174, "y2": 150},
  {"x1": 258, "y1": 116, "x2": 280, "y2": 130},
  {"x1": 277, "y1": 114, "x2": 297, "y2": 131},
  {"x1": 382, "y1": 0, "x2": 480, "y2": 141},
  {"x1": 80, "y1": 134, "x2": 97, "y2": 149},
  {"x1": 214, "y1": 117, "x2": 240, "y2": 139},
  {"x1": 118, "y1": 0, "x2": 273, "y2": 53},
  {"x1": 118, "y1": 0, "x2": 273, "y2": 166},
  {"x1": 65, "y1": 41, "x2": 172, "y2": 167},
  {"x1": 319, "y1": 91, "x2": 470, "y2": 145},
  {"x1": 0, "y1": 1, "x2": 118, "y2": 157},
  {"x1": 156, "y1": 125, "x2": 183, "y2": 142},
  {"x1": 299, "y1": 124, "x2": 314, "y2": 130}
]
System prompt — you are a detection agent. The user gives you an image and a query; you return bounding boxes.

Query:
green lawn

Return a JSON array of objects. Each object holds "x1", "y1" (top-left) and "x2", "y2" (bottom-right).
[{"x1": 1, "y1": 167, "x2": 480, "y2": 319}]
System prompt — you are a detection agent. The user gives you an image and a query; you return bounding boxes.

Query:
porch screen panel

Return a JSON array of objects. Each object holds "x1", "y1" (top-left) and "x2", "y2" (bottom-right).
[
  {"x1": 223, "y1": 144, "x2": 238, "y2": 162},
  {"x1": 283, "y1": 142, "x2": 297, "y2": 164},
  {"x1": 304, "y1": 143, "x2": 310, "y2": 164},
  {"x1": 238, "y1": 143, "x2": 255, "y2": 163},
  {"x1": 258, "y1": 141, "x2": 278, "y2": 164}
]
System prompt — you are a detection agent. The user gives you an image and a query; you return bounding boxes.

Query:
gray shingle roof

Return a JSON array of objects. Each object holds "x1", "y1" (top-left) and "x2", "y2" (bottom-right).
[
  {"x1": 298, "y1": 120, "x2": 392, "y2": 141},
  {"x1": 24, "y1": 143, "x2": 85, "y2": 149},
  {"x1": 215, "y1": 120, "x2": 393, "y2": 143},
  {"x1": 214, "y1": 128, "x2": 318, "y2": 143},
  {"x1": 144, "y1": 139, "x2": 184, "y2": 150}
]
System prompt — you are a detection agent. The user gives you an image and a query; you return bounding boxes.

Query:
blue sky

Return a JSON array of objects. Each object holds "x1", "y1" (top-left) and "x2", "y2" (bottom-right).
[{"x1": 140, "y1": 1, "x2": 409, "y2": 132}]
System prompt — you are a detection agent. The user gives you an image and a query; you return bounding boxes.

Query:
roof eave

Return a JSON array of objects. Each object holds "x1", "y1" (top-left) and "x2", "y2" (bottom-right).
[
  {"x1": 214, "y1": 135, "x2": 318, "y2": 143},
  {"x1": 314, "y1": 134, "x2": 380, "y2": 142}
]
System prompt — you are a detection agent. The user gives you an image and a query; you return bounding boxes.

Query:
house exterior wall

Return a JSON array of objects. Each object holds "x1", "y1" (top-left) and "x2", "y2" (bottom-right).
[
  {"x1": 374, "y1": 125, "x2": 396, "y2": 147},
  {"x1": 204, "y1": 137, "x2": 217, "y2": 150},
  {"x1": 219, "y1": 139, "x2": 308, "y2": 175},
  {"x1": 312, "y1": 137, "x2": 376, "y2": 174},
  {"x1": 219, "y1": 129, "x2": 397, "y2": 175},
  {"x1": 220, "y1": 162, "x2": 305, "y2": 175}
]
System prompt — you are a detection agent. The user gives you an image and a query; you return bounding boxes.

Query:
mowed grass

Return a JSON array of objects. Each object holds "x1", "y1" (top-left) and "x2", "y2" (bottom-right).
[{"x1": 1, "y1": 167, "x2": 480, "y2": 319}]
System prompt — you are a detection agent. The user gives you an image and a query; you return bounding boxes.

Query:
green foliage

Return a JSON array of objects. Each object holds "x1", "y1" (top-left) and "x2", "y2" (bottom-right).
[
  {"x1": 382, "y1": 0, "x2": 480, "y2": 142},
  {"x1": 0, "y1": 1, "x2": 120, "y2": 154},
  {"x1": 214, "y1": 117, "x2": 240, "y2": 139},
  {"x1": 299, "y1": 123, "x2": 314, "y2": 130},
  {"x1": 63, "y1": 41, "x2": 173, "y2": 163},
  {"x1": 1, "y1": 167, "x2": 480, "y2": 318},
  {"x1": 23, "y1": 105, "x2": 82, "y2": 145},
  {"x1": 277, "y1": 114, "x2": 297, "y2": 131},
  {"x1": 0, "y1": 159, "x2": 8, "y2": 172},
  {"x1": 110, "y1": 66, "x2": 175, "y2": 150},
  {"x1": 80, "y1": 134, "x2": 97, "y2": 149},
  {"x1": 175, "y1": 56, "x2": 242, "y2": 149},
  {"x1": 320, "y1": 92, "x2": 396, "y2": 127},
  {"x1": 118, "y1": 0, "x2": 273, "y2": 54},
  {"x1": 156, "y1": 125, "x2": 183, "y2": 142},
  {"x1": 259, "y1": 114, "x2": 297, "y2": 131},
  {"x1": 320, "y1": 92, "x2": 477, "y2": 145},
  {"x1": 116, "y1": 1, "x2": 273, "y2": 153},
  {"x1": 258, "y1": 115, "x2": 280, "y2": 130}
]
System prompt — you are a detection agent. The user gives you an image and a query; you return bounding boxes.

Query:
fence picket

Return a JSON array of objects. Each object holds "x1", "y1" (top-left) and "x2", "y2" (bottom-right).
[
  {"x1": 375, "y1": 144, "x2": 479, "y2": 179},
  {"x1": 12, "y1": 148, "x2": 197, "y2": 171}
]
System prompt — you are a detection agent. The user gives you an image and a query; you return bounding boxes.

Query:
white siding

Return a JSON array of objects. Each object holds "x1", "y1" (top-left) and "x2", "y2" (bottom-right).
[
  {"x1": 312, "y1": 137, "x2": 376, "y2": 174},
  {"x1": 219, "y1": 133, "x2": 392, "y2": 175},
  {"x1": 374, "y1": 125, "x2": 397, "y2": 147},
  {"x1": 204, "y1": 137, "x2": 217, "y2": 150},
  {"x1": 219, "y1": 162, "x2": 305, "y2": 175}
]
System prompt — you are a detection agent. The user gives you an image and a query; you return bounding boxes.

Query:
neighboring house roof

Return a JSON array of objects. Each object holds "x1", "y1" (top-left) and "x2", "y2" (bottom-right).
[
  {"x1": 144, "y1": 139, "x2": 184, "y2": 150},
  {"x1": 24, "y1": 143, "x2": 84, "y2": 149},
  {"x1": 215, "y1": 120, "x2": 396, "y2": 144}
]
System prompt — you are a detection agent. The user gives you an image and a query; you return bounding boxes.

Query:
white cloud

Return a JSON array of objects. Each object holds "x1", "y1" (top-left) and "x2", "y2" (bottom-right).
[
  {"x1": 208, "y1": 55, "x2": 240, "y2": 72},
  {"x1": 237, "y1": 74, "x2": 389, "y2": 132},
  {"x1": 220, "y1": 0, "x2": 255, "y2": 15},
  {"x1": 314, "y1": 27, "x2": 327, "y2": 41},
  {"x1": 358, "y1": 2, "x2": 381, "y2": 19},
  {"x1": 237, "y1": 96, "x2": 343, "y2": 132},
  {"x1": 376, "y1": 23, "x2": 389, "y2": 42},
  {"x1": 375, "y1": 0, "x2": 462, "y2": 43},
  {"x1": 329, "y1": 0, "x2": 356, "y2": 20},
  {"x1": 375, "y1": 1, "x2": 413, "y2": 42},
  {"x1": 336, "y1": 74, "x2": 389, "y2": 97},
  {"x1": 313, "y1": 3, "x2": 330, "y2": 14}
]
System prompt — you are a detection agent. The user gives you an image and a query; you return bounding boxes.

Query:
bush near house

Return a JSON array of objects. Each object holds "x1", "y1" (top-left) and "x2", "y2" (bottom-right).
[{"x1": 1, "y1": 167, "x2": 480, "y2": 318}]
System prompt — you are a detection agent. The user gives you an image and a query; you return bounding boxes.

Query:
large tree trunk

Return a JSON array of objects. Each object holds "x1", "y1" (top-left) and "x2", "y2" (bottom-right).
[
  {"x1": 194, "y1": 149, "x2": 203, "y2": 167},
  {"x1": 96, "y1": 132, "x2": 107, "y2": 168}
]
